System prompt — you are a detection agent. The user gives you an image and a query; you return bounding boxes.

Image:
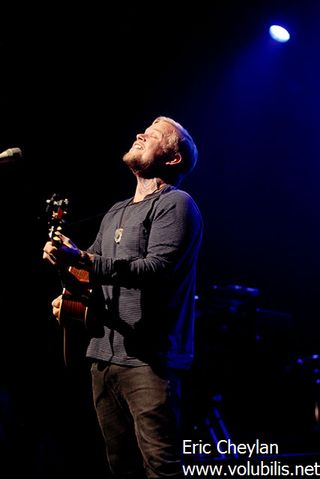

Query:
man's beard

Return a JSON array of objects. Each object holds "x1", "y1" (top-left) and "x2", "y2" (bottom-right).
[{"x1": 122, "y1": 150, "x2": 159, "y2": 178}]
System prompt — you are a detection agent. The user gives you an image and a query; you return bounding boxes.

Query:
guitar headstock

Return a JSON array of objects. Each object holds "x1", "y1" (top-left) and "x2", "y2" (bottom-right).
[{"x1": 46, "y1": 193, "x2": 69, "y2": 245}]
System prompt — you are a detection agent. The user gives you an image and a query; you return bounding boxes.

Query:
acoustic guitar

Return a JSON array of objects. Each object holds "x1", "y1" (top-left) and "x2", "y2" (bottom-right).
[{"x1": 46, "y1": 193, "x2": 104, "y2": 366}]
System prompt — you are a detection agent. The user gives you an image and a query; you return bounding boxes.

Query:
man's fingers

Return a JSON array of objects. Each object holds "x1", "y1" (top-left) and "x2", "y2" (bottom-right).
[
  {"x1": 52, "y1": 296, "x2": 62, "y2": 308},
  {"x1": 43, "y1": 250, "x2": 57, "y2": 264}
]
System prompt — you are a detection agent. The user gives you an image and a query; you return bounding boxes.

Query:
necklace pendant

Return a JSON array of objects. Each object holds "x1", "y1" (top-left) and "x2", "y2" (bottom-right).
[{"x1": 114, "y1": 227, "x2": 124, "y2": 244}]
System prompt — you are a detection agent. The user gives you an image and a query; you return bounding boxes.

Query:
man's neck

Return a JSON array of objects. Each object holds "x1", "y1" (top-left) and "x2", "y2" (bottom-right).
[{"x1": 133, "y1": 177, "x2": 167, "y2": 203}]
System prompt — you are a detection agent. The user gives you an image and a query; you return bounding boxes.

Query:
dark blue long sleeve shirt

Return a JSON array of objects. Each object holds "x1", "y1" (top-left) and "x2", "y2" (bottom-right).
[{"x1": 86, "y1": 185, "x2": 203, "y2": 369}]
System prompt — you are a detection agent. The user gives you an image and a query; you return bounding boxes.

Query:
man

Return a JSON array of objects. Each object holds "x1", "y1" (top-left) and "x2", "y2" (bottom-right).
[{"x1": 43, "y1": 116, "x2": 203, "y2": 478}]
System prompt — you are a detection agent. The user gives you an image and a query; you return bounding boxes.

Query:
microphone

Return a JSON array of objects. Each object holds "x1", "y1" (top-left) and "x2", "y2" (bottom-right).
[{"x1": 0, "y1": 147, "x2": 22, "y2": 164}]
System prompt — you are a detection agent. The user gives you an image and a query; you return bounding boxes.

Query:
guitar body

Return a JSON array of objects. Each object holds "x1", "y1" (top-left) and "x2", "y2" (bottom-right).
[
  {"x1": 46, "y1": 195, "x2": 104, "y2": 367},
  {"x1": 58, "y1": 266, "x2": 91, "y2": 328},
  {"x1": 58, "y1": 267, "x2": 105, "y2": 367}
]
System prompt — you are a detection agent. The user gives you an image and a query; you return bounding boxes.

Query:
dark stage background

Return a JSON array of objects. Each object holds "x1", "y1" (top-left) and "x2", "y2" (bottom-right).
[{"x1": 1, "y1": 1, "x2": 320, "y2": 476}]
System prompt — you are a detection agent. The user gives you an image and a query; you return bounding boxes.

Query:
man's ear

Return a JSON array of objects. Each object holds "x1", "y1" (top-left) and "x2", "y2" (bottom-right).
[{"x1": 165, "y1": 152, "x2": 182, "y2": 166}]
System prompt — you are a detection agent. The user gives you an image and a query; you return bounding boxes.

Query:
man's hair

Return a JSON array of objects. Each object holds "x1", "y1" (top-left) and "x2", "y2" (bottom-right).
[{"x1": 153, "y1": 116, "x2": 198, "y2": 184}]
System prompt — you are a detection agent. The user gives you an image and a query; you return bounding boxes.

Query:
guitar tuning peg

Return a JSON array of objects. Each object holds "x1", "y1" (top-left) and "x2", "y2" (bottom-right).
[{"x1": 52, "y1": 235, "x2": 62, "y2": 244}]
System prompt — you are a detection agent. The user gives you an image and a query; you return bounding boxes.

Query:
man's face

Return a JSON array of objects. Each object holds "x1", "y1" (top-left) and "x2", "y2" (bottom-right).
[{"x1": 123, "y1": 120, "x2": 176, "y2": 177}]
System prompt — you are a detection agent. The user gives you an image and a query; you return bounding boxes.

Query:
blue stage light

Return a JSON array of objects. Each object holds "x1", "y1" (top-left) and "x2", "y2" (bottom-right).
[{"x1": 269, "y1": 25, "x2": 290, "y2": 43}]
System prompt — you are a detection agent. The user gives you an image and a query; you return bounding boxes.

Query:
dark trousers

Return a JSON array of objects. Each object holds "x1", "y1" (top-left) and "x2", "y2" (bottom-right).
[{"x1": 91, "y1": 362, "x2": 184, "y2": 478}]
